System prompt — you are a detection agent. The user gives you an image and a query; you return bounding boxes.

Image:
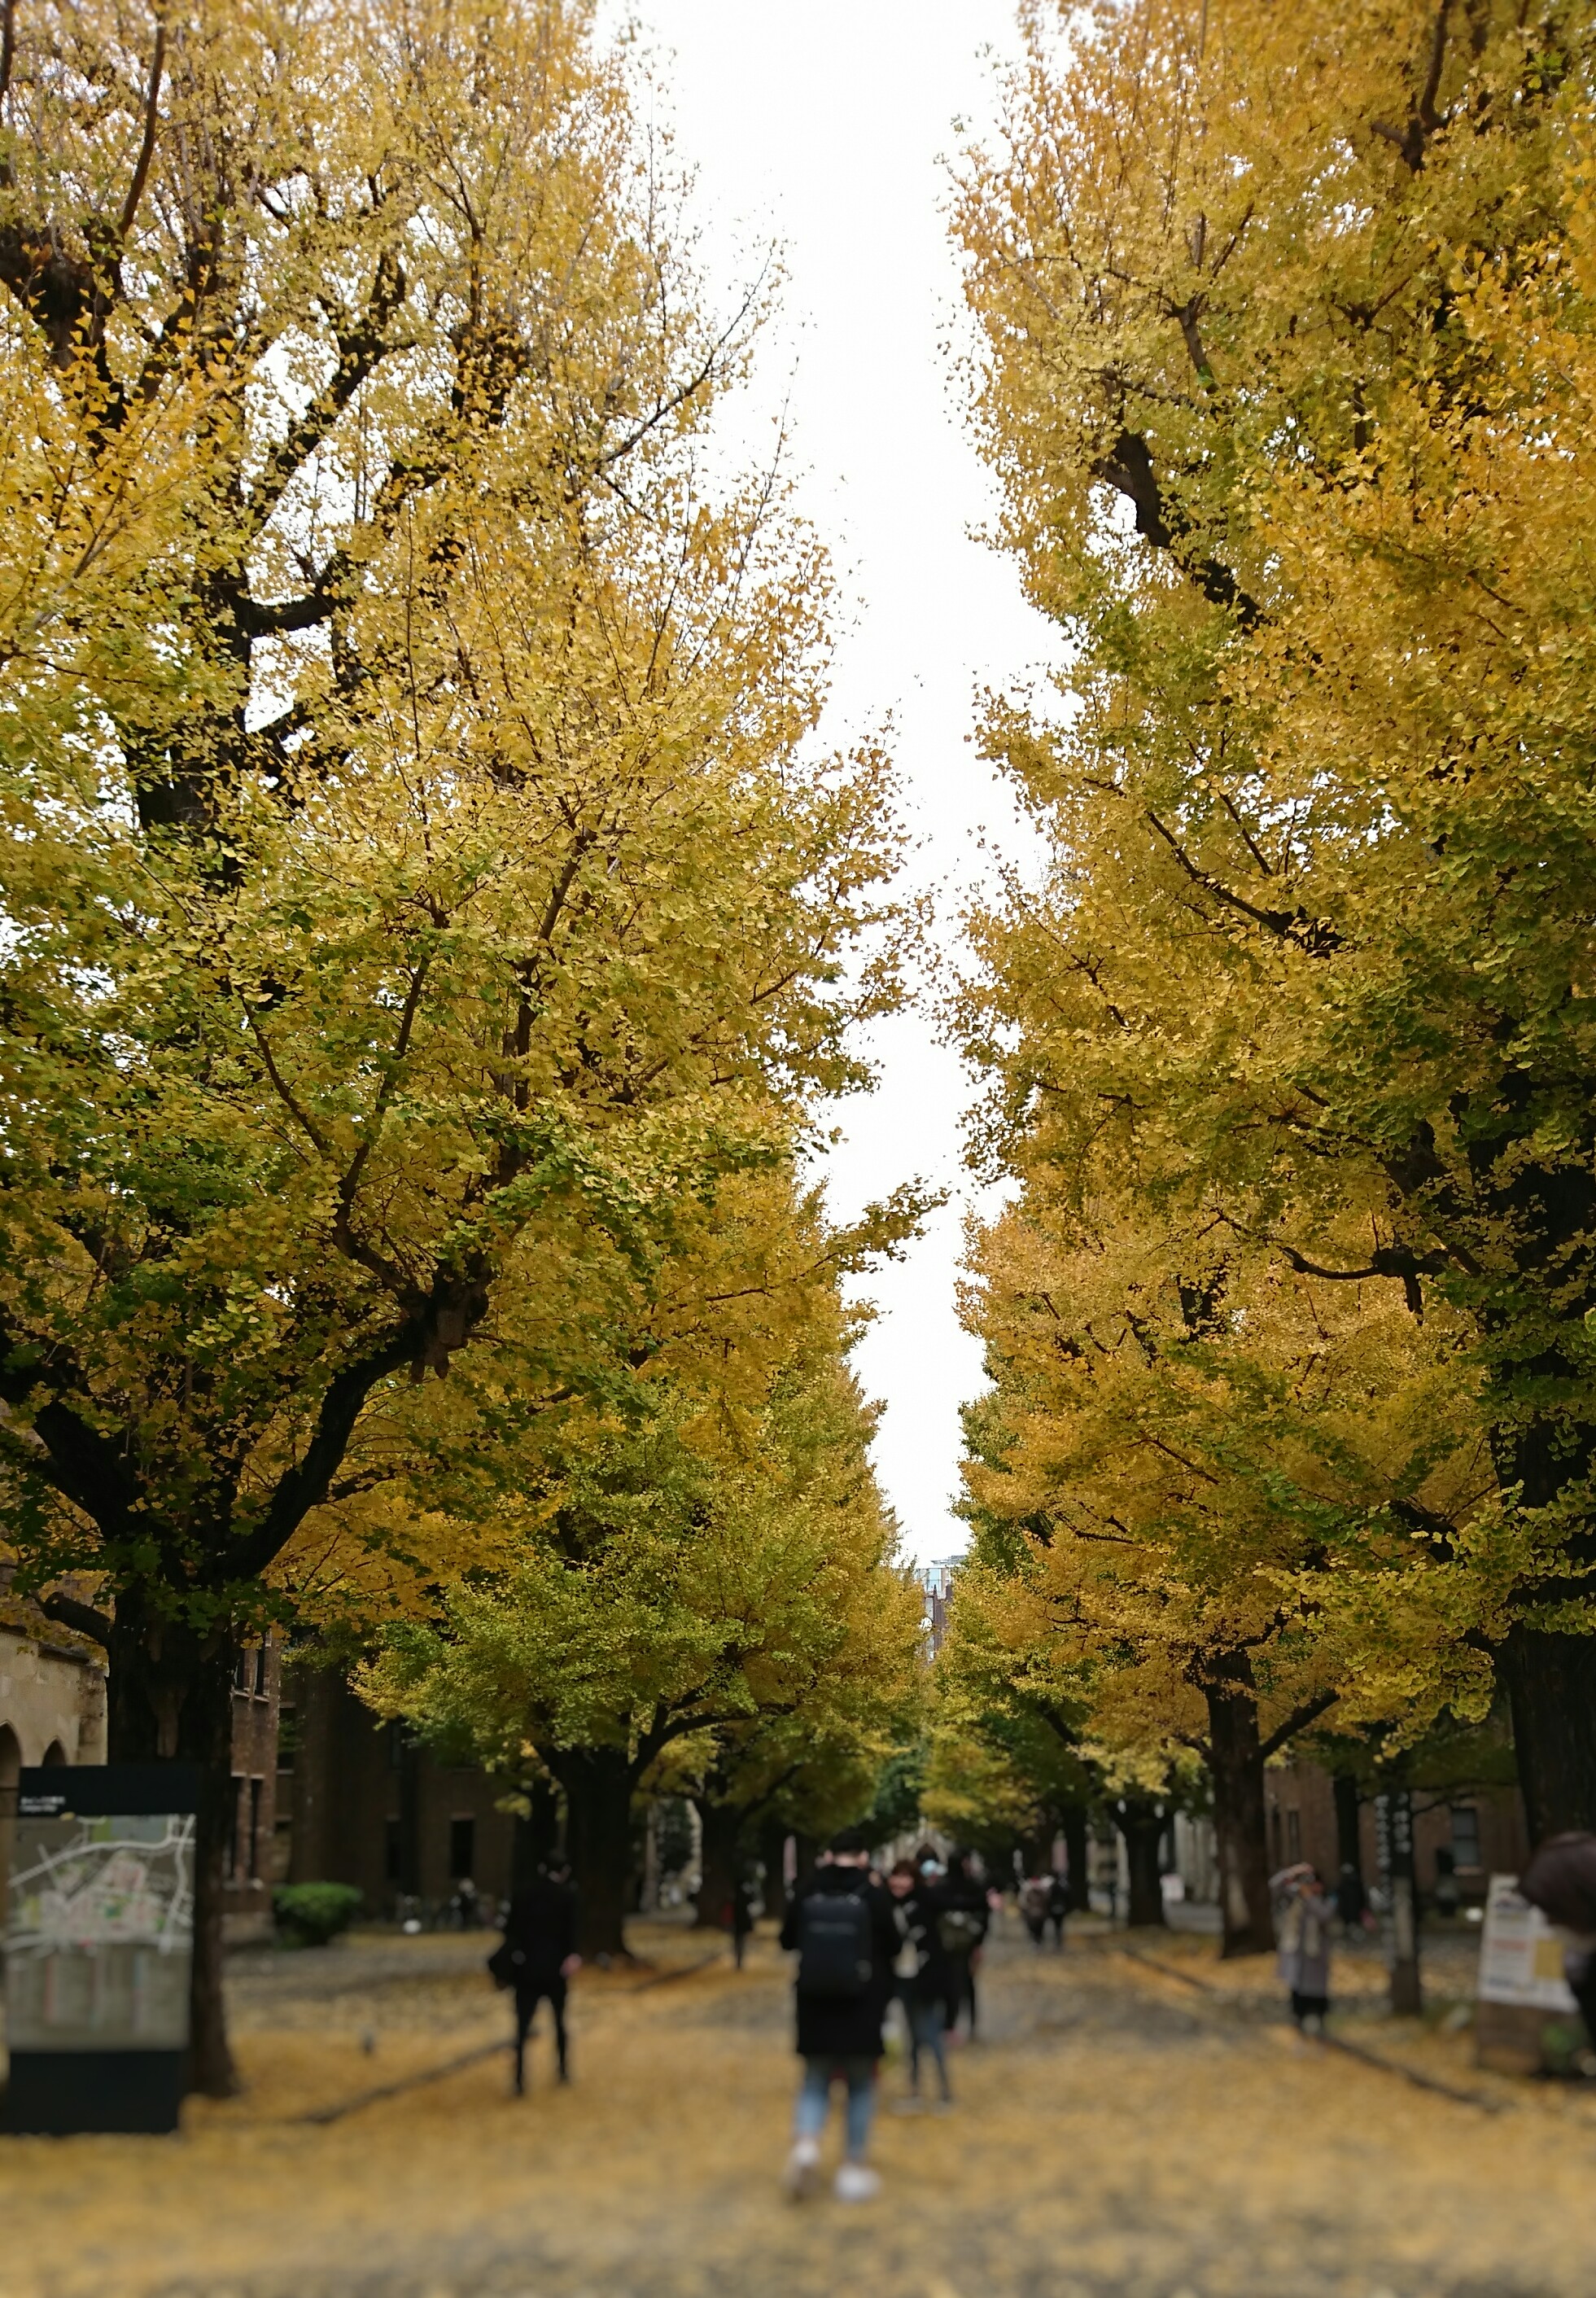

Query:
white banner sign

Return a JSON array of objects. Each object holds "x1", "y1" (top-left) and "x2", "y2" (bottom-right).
[{"x1": 1477, "y1": 1872, "x2": 1577, "y2": 2012}]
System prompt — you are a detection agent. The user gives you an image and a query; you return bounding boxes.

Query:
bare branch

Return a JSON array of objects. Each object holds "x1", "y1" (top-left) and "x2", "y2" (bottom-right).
[
  {"x1": 1143, "y1": 808, "x2": 1342, "y2": 954},
  {"x1": 117, "y1": 22, "x2": 167, "y2": 243}
]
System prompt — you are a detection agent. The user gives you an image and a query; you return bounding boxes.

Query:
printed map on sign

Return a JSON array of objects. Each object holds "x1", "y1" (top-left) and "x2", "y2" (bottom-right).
[{"x1": 4, "y1": 1812, "x2": 195, "y2": 2051}]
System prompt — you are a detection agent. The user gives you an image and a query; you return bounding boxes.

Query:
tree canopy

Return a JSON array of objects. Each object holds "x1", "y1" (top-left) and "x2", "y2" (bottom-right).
[
  {"x1": 0, "y1": 0, "x2": 915, "y2": 2082},
  {"x1": 953, "y1": 0, "x2": 1596, "y2": 1844}
]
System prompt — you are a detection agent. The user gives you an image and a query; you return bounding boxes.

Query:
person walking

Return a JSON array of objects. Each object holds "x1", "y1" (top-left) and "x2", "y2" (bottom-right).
[
  {"x1": 492, "y1": 1855, "x2": 581, "y2": 2094},
  {"x1": 1274, "y1": 1864, "x2": 1332, "y2": 2037},
  {"x1": 779, "y1": 1827, "x2": 901, "y2": 2202},
  {"x1": 1335, "y1": 1861, "x2": 1367, "y2": 1939},
  {"x1": 885, "y1": 1857, "x2": 954, "y2": 2110},
  {"x1": 1044, "y1": 1869, "x2": 1069, "y2": 1950},
  {"x1": 938, "y1": 1847, "x2": 991, "y2": 2042},
  {"x1": 732, "y1": 1870, "x2": 759, "y2": 1971},
  {"x1": 1019, "y1": 1873, "x2": 1050, "y2": 1950}
]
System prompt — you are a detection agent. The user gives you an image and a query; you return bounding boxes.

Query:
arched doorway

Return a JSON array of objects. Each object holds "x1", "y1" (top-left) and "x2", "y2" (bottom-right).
[
  {"x1": 41, "y1": 1740, "x2": 68, "y2": 1769},
  {"x1": 0, "y1": 1722, "x2": 20, "y2": 1925}
]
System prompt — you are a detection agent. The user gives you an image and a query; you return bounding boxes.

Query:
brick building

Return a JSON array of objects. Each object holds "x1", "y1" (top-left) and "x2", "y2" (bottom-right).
[
  {"x1": 222, "y1": 1638, "x2": 282, "y2": 1940},
  {"x1": 281, "y1": 1664, "x2": 518, "y2": 1915},
  {"x1": 1263, "y1": 1755, "x2": 1530, "y2": 1904}
]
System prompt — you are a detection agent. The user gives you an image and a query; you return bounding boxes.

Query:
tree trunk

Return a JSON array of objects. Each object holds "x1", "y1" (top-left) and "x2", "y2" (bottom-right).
[
  {"x1": 553, "y1": 1747, "x2": 636, "y2": 1958},
  {"x1": 1204, "y1": 1657, "x2": 1275, "y2": 1959},
  {"x1": 510, "y1": 1777, "x2": 561, "y2": 1894},
  {"x1": 1333, "y1": 1772, "x2": 1362, "y2": 1879},
  {"x1": 106, "y1": 1593, "x2": 238, "y2": 2099},
  {"x1": 396, "y1": 1730, "x2": 422, "y2": 1901},
  {"x1": 692, "y1": 1797, "x2": 743, "y2": 1932},
  {"x1": 1061, "y1": 1804, "x2": 1091, "y2": 1913},
  {"x1": 1497, "y1": 1623, "x2": 1596, "y2": 1841},
  {"x1": 1114, "y1": 1798, "x2": 1167, "y2": 1928}
]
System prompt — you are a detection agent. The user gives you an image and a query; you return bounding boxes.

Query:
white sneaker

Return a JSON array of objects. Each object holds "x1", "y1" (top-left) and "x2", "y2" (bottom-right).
[
  {"x1": 782, "y1": 2137, "x2": 822, "y2": 2200},
  {"x1": 833, "y1": 2162, "x2": 881, "y2": 2204}
]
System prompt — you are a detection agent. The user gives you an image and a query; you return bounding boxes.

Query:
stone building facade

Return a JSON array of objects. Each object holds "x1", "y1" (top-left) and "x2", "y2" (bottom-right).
[
  {"x1": 0, "y1": 1605, "x2": 109, "y2": 1914},
  {"x1": 0, "y1": 1616, "x2": 108, "y2": 1775}
]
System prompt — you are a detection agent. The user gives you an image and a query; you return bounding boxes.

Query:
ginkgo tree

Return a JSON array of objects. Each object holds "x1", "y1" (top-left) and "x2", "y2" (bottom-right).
[
  {"x1": 361, "y1": 1216, "x2": 926, "y2": 1954},
  {"x1": 955, "y1": 0, "x2": 1596, "y2": 1834},
  {"x1": 0, "y1": 0, "x2": 910, "y2": 2090},
  {"x1": 955, "y1": 1182, "x2": 1495, "y2": 1951}
]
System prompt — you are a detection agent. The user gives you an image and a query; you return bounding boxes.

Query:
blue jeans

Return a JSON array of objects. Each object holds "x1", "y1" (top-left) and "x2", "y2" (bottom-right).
[
  {"x1": 794, "y1": 2055, "x2": 876, "y2": 2160},
  {"x1": 908, "y1": 1997, "x2": 951, "y2": 2096}
]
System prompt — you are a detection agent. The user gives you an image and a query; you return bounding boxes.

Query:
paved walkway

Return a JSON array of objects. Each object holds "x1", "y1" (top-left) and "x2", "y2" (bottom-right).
[{"x1": 2, "y1": 1918, "x2": 1595, "y2": 2298}]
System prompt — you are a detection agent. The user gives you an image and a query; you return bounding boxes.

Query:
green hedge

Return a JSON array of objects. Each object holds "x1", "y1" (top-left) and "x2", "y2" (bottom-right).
[{"x1": 272, "y1": 1881, "x2": 364, "y2": 1948}]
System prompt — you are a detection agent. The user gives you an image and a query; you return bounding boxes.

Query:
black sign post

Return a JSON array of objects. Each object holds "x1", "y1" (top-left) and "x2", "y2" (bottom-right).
[
  {"x1": 1373, "y1": 1784, "x2": 1422, "y2": 2016},
  {"x1": 4, "y1": 1764, "x2": 199, "y2": 2134}
]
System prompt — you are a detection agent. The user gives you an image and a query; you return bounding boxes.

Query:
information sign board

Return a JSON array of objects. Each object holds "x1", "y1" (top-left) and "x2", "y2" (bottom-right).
[
  {"x1": 1477, "y1": 1871, "x2": 1577, "y2": 2012},
  {"x1": 3, "y1": 1764, "x2": 199, "y2": 2133}
]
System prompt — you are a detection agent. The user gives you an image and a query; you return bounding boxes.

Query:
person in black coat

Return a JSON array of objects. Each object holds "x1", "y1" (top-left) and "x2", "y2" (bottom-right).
[
  {"x1": 498, "y1": 1858, "x2": 580, "y2": 2094},
  {"x1": 778, "y1": 1829, "x2": 901, "y2": 2201},
  {"x1": 938, "y1": 1848, "x2": 992, "y2": 2039},
  {"x1": 886, "y1": 1857, "x2": 954, "y2": 2105}
]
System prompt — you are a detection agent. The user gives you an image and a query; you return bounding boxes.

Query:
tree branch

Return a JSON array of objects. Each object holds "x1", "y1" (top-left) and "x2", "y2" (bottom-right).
[
  {"x1": 1371, "y1": 0, "x2": 1452, "y2": 171},
  {"x1": 232, "y1": 1323, "x2": 422, "y2": 1580},
  {"x1": 117, "y1": 23, "x2": 167, "y2": 243},
  {"x1": 1260, "y1": 1687, "x2": 1340, "y2": 1762},
  {"x1": 1143, "y1": 808, "x2": 1342, "y2": 954},
  {"x1": 39, "y1": 1591, "x2": 113, "y2": 1648},
  {"x1": 0, "y1": 1328, "x2": 140, "y2": 1535},
  {"x1": 1091, "y1": 428, "x2": 1261, "y2": 627}
]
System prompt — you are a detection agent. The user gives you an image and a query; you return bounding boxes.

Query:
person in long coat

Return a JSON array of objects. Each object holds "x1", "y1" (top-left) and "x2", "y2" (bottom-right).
[{"x1": 1274, "y1": 1865, "x2": 1332, "y2": 2035}]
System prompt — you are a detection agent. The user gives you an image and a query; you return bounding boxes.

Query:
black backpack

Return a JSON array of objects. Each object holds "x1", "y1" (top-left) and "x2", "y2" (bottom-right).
[
  {"x1": 797, "y1": 1888, "x2": 873, "y2": 1999},
  {"x1": 937, "y1": 1904, "x2": 985, "y2": 1956}
]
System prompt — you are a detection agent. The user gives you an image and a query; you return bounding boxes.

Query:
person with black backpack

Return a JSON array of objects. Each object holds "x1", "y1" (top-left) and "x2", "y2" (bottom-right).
[
  {"x1": 778, "y1": 1827, "x2": 901, "y2": 2202},
  {"x1": 938, "y1": 1847, "x2": 991, "y2": 2041}
]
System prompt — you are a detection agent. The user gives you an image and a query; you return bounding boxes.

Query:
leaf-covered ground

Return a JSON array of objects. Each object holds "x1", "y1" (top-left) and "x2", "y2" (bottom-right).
[{"x1": 2, "y1": 1916, "x2": 1594, "y2": 2298}]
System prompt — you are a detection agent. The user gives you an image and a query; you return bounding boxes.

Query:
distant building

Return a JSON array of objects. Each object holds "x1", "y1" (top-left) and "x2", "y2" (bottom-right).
[
  {"x1": 279, "y1": 1664, "x2": 517, "y2": 1915},
  {"x1": 0, "y1": 1606, "x2": 108, "y2": 1777},
  {"x1": 222, "y1": 1637, "x2": 282, "y2": 1941},
  {"x1": 916, "y1": 1556, "x2": 962, "y2": 1655},
  {"x1": 0, "y1": 1595, "x2": 108, "y2": 1915},
  {"x1": 1263, "y1": 1755, "x2": 1529, "y2": 1906}
]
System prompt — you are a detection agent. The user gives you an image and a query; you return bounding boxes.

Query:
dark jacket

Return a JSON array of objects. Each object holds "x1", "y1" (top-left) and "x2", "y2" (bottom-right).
[
  {"x1": 781, "y1": 1862, "x2": 900, "y2": 2059},
  {"x1": 937, "y1": 1869, "x2": 991, "y2": 1959},
  {"x1": 897, "y1": 1882, "x2": 955, "y2": 2004},
  {"x1": 501, "y1": 1873, "x2": 578, "y2": 1986}
]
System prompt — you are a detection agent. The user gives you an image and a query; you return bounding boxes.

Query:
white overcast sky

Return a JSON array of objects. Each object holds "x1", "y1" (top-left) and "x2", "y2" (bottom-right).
[{"x1": 603, "y1": 1, "x2": 1061, "y2": 1564}]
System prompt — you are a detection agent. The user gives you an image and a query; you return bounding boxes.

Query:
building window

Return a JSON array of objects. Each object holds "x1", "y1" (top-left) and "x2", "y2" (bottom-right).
[
  {"x1": 1450, "y1": 1806, "x2": 1482, "y2": 1871},
  {"x1": 1286, "y1": 1810, "x2": 1301, "y2": 1863},
  {"x1": 449, "y1": 1816, "x2": 475, "y2": 1880},
  {"x1": 247, "y1": 1777, "x2": 264, "y2": 1880},
  {"x1": 253, "y1": 1644, "x2": 269, "y2": 1698},
  {"x1": 234, "y1": 1650, "x2": 251, "y2": 1693},
  {"x1": 1270, "y1": 1806, "x2": 1283, "y2": 1866}
]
